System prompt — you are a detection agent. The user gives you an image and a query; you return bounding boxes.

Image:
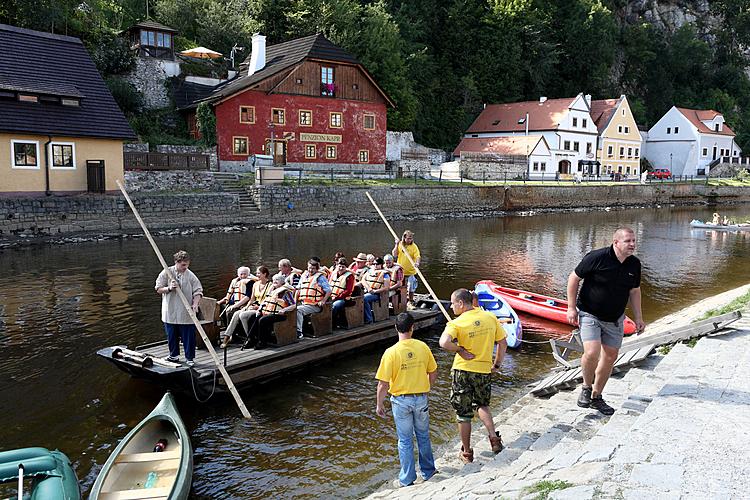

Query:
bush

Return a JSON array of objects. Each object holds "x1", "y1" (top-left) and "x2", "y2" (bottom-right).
[
  {"x1": 196, "y1": 102, "x2": 216, "y2": 147},
  {"x1": 129, "y1": 108, "x2": 198, "y2": 146},
  {"x1": 105, "y1": 77, "x2": 142, "y2": 115},
  {"x1": 88, "y1": 35, "x2": 136, "y2": 76}
]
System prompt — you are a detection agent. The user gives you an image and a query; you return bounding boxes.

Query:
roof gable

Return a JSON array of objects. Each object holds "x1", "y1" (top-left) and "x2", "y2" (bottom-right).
[
  {"x1": 453, "y1": 135, "x2": 550, "y2": 156},
  {"x1": 0, "y1": 23, "x2": 135, "y2": 140},
  {"x1": 677, "y1": 107, "x2": 735, "y2": 136},
  {"x1": 466, "y1": 97, "x2": 577, "y2": 134},
  {"x1": 590, "y1": 98, "x2": 619, "y2": 133}
]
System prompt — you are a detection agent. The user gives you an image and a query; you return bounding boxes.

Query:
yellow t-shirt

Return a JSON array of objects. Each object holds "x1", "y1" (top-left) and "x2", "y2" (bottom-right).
[
  {"x1": 397, "y1": 242, "x2": 421, "y2": 276},
  {"x1": 444, "y1": 308, "x2": 506, "y2": 373},
  {"x1": 375, "y1": 338, "x2": 437, "y2": 396}
]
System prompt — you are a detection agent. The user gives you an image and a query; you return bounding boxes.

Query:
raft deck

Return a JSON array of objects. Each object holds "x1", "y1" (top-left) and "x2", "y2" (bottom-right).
[{"x1": 97, "y1": 308, "x2": 442, "y2": 396}]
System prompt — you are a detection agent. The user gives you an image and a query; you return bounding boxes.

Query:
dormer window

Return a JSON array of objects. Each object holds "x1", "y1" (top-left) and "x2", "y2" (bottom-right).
[
  {"x1": 715, "y1": 123, "x2": 720, "y2": 131},
  {"x1": 61, "y1": 98, "x2": 80, "y2": 107},
  {"x1": 321, "y1": 66, "x2": 335, "y2": 96},
  {"x1": 18, "y1": 94, "x2": 38, "y2": 103}
]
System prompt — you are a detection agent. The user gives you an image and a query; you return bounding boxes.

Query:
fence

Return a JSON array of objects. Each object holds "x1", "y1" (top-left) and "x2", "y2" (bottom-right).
[{"x1": 123, "y1": 152, "x2": 210, "y2": 171}]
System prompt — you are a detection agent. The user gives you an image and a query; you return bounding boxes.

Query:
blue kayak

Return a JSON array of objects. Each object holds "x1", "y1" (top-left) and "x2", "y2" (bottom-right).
[{"x1": 474, "y1": 282, "x2": 523, "y2": 348}]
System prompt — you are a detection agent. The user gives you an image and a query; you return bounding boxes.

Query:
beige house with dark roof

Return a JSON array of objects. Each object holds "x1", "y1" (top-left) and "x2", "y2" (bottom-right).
[{"x1": 591, "y1": 95, "x2": 642, "y2": 177}]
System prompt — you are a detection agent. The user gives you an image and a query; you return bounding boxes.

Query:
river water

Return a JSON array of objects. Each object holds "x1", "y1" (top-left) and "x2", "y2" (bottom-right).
[{"x1": 2, "y1": 206, "x2": 750, "y2": 498}]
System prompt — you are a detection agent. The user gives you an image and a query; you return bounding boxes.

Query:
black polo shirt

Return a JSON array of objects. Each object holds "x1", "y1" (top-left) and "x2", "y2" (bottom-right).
[{"x1": 575, "y1": 245, "x2": 641, "y2": 322}]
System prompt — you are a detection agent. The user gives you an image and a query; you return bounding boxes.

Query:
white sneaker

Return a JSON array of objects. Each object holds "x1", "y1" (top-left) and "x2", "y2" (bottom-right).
[
  {"x1": 186, "y1": 360, "x2": 194, "y2": 367},
  {"x1": 164, "y1": 356, "x2": 179, "y2": 363}
]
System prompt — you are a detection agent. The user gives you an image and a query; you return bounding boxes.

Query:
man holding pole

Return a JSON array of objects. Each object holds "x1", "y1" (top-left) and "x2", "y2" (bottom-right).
[
  {"x1": 376, "y1": 312, "x2": 438, "y2": 487},
  {"x1": 439, "y1": 288, "x2": 506, "y2": 464},
  {"x1": 566, "y1": 227, "x2": 646, "y2": 415},
  {"x1": 392, "y1": 230, "x2": 421, "y2": 306},
  {"x1": 155, "y1": 250, "x2": 203, "y2": 366}
]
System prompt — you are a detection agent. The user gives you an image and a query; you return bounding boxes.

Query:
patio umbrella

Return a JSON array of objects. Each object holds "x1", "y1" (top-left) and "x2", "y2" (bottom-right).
[{"x1": 179, "y1": 46, "x2": 223, "y2": 59}]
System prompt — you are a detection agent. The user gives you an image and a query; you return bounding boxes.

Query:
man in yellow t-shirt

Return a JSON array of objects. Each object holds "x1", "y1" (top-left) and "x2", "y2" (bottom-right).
[
  {"x1": 392, "y1": 230, "x2": 421, "y2": 305},
  {"x1": 439, "y1": 288, "x2": 508, "y2": 464},
  {"x1": 376, "y1": 312, "x2": 438, "y2": 487}
]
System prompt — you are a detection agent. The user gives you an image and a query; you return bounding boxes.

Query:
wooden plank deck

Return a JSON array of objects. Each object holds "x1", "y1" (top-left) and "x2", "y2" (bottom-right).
[{"x1": 101, "y1": 308, "x2": 442, "y2": 392}]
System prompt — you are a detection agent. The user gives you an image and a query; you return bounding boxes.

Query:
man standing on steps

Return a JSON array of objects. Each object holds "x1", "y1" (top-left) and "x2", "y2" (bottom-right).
[
  {"x1": 439, "y1": 288, "x2": 507, "y2": 464},
  {"x1": 376, "y1": 312, "x2": 438, "y2": 487},
  {"x1": 566, "y1": 227, "x2": 646, "y2": 416}
]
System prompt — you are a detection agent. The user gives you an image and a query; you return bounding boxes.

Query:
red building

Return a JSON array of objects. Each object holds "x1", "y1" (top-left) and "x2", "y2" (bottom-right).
[{"x1": 190, "y1": 33, "x2": 393, "y2": 171}]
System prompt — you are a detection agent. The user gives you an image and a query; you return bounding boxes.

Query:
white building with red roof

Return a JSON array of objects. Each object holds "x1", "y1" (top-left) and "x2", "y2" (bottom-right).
[
  {"x1": 455, "y1": 93, "x2": 599, "y2": 179},
  {"x1": 644, "y1": 106, "x2": 742, "y2": 177}
]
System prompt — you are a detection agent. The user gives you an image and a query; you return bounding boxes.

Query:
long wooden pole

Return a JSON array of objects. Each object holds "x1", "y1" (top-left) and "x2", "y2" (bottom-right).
[
  {"x1": 116, "y1": 180, "x2": 251, "y2": 419},
  {"x1": 365, "y1": 191, "x2": 452, "y2": 322}
]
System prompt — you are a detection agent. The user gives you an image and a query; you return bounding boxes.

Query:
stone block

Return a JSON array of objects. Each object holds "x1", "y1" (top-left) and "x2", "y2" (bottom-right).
[{"x1": 629, "y1": 464, "x2": 683, "y2": 490}]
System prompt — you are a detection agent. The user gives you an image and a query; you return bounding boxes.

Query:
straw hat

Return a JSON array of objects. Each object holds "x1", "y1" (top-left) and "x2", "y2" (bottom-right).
[{"x1": 354, "y1": 252, "x2": 367, "y2": 262}]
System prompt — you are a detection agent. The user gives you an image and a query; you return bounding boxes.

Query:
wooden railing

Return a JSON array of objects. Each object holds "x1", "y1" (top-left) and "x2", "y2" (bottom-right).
[{"x1": 123, "y1": 152, "x2": 210, "y2": 171}]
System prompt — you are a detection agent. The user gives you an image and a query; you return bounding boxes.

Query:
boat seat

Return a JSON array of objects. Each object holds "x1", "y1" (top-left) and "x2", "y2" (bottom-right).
[
  {"x1": 389, "y1": 285, "x2": 408, "y2": 315},
  {"x1": 343, "y1": 295, "x2": 364, "y2": 329},
  {"x1": 307, "y1": 302, "x2": 333, "y2": 337},
  {"x1": 196, "y1": 296, "x2": 220, "y2": 348},
  {"x1": 272, "y1": 313, "x2": 298, "y2": 346},
  {"x1": 371, "y1": 293, "x2": 390, "y2": 322},
  {"x1": 98, "y1": 486, "x2": 171, "y2": 499},
  {"x1": 114, "y1": 450, "x2": 181, "y2": 463}
]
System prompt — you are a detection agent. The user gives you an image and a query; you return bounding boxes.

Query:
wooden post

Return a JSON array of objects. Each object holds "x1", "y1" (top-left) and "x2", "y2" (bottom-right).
[
  {"x1": 115, "y1": 180, "x2": 252, "y2": 419},
  {"x1": 365, "y1": 192, "x2": 451, "y2": 322}
]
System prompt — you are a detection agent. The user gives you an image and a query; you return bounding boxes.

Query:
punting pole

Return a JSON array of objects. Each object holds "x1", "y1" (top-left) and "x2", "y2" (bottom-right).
[
  {"x1": 365, "y1": 191, "x2": 451, "y2": 322},
  {"x1": 17, "y1": 464, "x2": 23, "y2": 500},
  {"x1": 116, "y1": 180, "x2": 252, "y2": 419}
]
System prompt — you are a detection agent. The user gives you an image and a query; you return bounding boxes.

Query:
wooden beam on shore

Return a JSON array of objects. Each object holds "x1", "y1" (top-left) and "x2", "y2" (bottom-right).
[{"x1": 115, "y1": 180, "x2": 252, "y2": 419}]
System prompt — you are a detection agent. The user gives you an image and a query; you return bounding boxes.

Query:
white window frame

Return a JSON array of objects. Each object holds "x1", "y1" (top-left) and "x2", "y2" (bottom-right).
[
  {"x1": 11, "y1": 139, "x2": 40, "y2": 169},
  {"x1": 49, "y1": 141, "x2": 77, "y2": 170}
]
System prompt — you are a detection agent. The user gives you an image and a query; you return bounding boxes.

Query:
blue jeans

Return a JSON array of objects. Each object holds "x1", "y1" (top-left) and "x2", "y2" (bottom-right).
[
  {"x1": 163, "y1": 323, "x2": 196, "y2": 361},
  {"x1": 364, "y1": 293, "x2": 381, "y2": 323},
  {"x1": 332, "y1": 299, "x2": 346, "y2": 326},
  {"x1": 390, "y1": 394, "x2": 436, "y2": 486}
]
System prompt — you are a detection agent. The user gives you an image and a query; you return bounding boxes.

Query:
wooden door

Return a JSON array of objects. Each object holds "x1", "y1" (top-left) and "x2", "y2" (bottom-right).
[{"x1": 265, "y1": 140, "x2": 287, "y2": 165}]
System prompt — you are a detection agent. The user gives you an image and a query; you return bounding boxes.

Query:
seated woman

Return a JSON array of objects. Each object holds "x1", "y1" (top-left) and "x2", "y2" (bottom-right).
[
  {"x1": 361, "y1": 257, "x2": 391, "y2": 324},
  {"x1": 329, "y1": 258, "x2": 356, "y2": 328},
  {"x1": 220, "y1": 266, "x2": 273, "y2": 347},
  {"x1": 243, "y1": 274, "x2": 297, "y2": 349},
  {"x1": 216, "y1": 266, "x2": 253, "y2": 324}
]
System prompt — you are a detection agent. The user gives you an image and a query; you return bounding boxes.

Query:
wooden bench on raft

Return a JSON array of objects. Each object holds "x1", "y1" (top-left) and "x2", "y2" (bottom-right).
[
  {"x1": 531, "y1": 310, "x2": 742, "y2": 397},
  {"x1": 390, "y1": 284, "x2": 408, "y2": 316},
  {"x1": 196, "y1": 296, "x2": 220, "y2": 348}
]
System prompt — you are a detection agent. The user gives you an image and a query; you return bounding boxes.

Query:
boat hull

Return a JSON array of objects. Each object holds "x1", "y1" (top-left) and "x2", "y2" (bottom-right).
[
  {"x1": 690, "y1": 220, "x2": 750, "y2": 231},
  {"x1": 89, "y1": 392, "x2": 192, "y2": 500},
  {"x1": 474, "y1": 282, "x2": 523, "y2": 348},
  {"x1": 477, "y1": 281, "x2": 637, "y2": 335},
  {"x1": 0, "y1": 447, "x2": 80, "y2": 500}
]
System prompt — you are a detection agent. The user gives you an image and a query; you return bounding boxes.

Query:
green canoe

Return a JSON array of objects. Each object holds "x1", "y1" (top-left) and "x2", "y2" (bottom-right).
[
  {"x1": 89, "y1": 392, "x2": 193, "y2": 500},
  {"x1": 0, "y1": 447, "x2": 80, "y2": 499}
]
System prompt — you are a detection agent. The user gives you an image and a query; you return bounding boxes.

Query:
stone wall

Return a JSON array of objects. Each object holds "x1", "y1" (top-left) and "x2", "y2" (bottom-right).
[
  {"x1": 123, "y1": 143, "x2": 149, "y2": 153},
  {"x1": 0, "y1": 193, "x2": 237, "y2": 237},
  {"x1": 155, "y1": 144, "x2": 218, "y2": 171},
  {"x1": 123, "y1": 58, "x2": 172, "y2": 109},
  {"x1": 124, "y1": 170, "x2": 223, "y2": 193},
  {"x1": 459, "y1": 158, "x2": 527, "y2": 180}
]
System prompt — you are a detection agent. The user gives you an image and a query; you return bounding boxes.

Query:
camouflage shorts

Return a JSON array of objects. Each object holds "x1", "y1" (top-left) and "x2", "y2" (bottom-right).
[{"x1": 450, "y1": 369, "x2": 492, "y2": 422}]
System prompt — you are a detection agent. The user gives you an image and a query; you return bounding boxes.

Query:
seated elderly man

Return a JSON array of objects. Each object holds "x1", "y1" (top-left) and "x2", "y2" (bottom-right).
[
  {"x1": 295, "y1": 259, "x2": 332, "y2": 338},
  {"x1": 278, "y1": 258, "x2": 302, "y2": 288},
  {"x1": 349, "y1": 252, "x2": 370, "y2": 280},
  {"x1": 329, "y1": 257, "x2": 356, "y2": 328},
  {"x1": 242, "y1": 274, "x2": 297, "y2": 349},
  {"x1": 216, "y1": 266, "x2": 253, "y2": 324},
  {"x1": 361, "y1": 257, "x2": 391, "y2": 324}
]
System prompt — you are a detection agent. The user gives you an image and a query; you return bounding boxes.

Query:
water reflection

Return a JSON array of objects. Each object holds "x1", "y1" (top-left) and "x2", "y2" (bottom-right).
[{"x1": 1, "y1": 205, "x2": 750, "y2": 498}]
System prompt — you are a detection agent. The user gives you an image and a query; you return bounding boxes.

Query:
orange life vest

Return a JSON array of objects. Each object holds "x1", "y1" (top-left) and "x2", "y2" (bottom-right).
[
  {"x1": 320, "y1": 266, "x2": 332, "y2": 280},
  {"x1": 363, "y1": 268, "x2": 389, "y2": 291},
  {"x1": 298, "y1": 272, "x2": 326, "y2": 305},
  {"x1": 386, "y1": 264, "x2": 403, "y2": 286},
  {"x1": 330, "y1": 271, "x2": 353, "y2": 300},
  {"x1": 258, "y1": 286, "x2": 293, "y2": 316},
  {"x1": 227, "y1": 277, "x2": 251, "y2": 304}
]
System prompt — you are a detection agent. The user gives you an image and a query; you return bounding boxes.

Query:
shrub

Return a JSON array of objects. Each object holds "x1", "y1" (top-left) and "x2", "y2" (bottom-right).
[
  {"x1": 88, "y1": 35, "x2": 136, "y2": 76},
  {"x1": 196, "y1": 102, "x2": 217, "y2": 147},
  {"x1": 105, "y1": 77, "x2": 142, "y2": 115}
]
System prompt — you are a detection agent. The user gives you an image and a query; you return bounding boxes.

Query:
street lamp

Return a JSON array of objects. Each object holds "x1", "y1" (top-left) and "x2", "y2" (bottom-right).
[{"x1": 670, "y1": 153, "x2": 673, "y2": 172}]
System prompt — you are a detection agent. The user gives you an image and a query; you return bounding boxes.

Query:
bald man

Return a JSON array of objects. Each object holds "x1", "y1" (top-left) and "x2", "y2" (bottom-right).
[{"x1": 567, "y1": 227, "x2": 646, "y2": 416}]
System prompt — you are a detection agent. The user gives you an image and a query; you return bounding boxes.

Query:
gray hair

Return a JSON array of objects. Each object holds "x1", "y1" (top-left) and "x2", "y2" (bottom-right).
[
  {"x1": 383, "y1": 253, "x2": 394, "y2": 262},
  {"x1": 278, "y1": 258, "x2": 292, "y2": 269},
  {"x1": 237, "y1": 266, "x2": 251, "y2": 275},
  {"x1": 272, "y1": 273, "x2": 286, "y2": 285}
]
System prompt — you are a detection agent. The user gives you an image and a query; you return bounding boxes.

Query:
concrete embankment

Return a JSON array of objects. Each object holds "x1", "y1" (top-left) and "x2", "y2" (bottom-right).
[
  {"x1": 1, "y1": 183, "x2": 750, "y2": 246},
  {"x1": 366, "y1": 284, "x2": 750, "y2": 500}
]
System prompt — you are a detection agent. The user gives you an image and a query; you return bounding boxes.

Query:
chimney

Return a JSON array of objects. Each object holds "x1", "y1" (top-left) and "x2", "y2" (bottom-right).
[
  {"x1": 248, "y1": 34, "x2": 266, "y2": 76},
  {"x1": 539, "y1": 96, "x2": 547, "y2": 105},
  {"x1": 584, "y1": 94, "x2": 592, "y2": 106}
]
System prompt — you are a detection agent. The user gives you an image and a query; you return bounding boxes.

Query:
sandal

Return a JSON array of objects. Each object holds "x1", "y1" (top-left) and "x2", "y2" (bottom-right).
[
  {"x1": 459, "y1": 445, "x2": 474, "y2": 464},
  {"x1": 489, "y1": 431, "x2": 504, "y2": 454},
  {"x1": 219, "y1": 332, "x2": 232, "y2": 349}
]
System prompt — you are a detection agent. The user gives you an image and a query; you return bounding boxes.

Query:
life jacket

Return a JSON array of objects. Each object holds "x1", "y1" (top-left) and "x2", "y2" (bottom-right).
[
  {"x1": 330, "y1": 271, "x2": 353, "y2": 300},
  {"x1": 363, "y1": 268, "x2": 389, "y2": 291},
  {"x1": 298, "y1": 272, "x2": 326, "y2": 305},
  {"x1": 284, "y1": 271, "x2": 301, "y2": 288},
  {"x1": 320, "y1": 266, "x2": 332, "y2": 280},
  {"x1": 350, "y1": 264, "x2": 368, "y2": 281},
  {"x1": 227, "y1": 277, "x2": 251, "y2": 304},
  {"x1": 258, "y1": 285, "x2": 293, "y2": 316},
  {"x1": 386, "y1": 264, "x2": 403, "y2": 286}
]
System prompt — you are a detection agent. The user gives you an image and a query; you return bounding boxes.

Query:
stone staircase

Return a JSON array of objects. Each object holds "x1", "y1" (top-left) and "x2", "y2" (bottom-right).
[
  {"x1": 212, "y1": 172, "x2": 260, "y2": 214},
  {"x1": 368, "y1": 311, "x2": 750, "y2": 499}
]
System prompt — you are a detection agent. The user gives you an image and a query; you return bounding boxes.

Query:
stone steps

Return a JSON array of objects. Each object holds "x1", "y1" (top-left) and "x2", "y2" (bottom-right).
[{"x1": 212, "y1": 173, "x2": 260, "y2": 214}]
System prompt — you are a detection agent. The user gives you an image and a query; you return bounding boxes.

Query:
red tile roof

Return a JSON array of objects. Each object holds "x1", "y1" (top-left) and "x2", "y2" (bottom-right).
[
  {"x1": 676, "y1": 107, "x2": 735, "y2": 136},
  {"x1": 590, "y1": 98, "x2": 619, "y2": 133},
  {"x1": 466, "y1": 97, "x2": 577, "y2": 133},
  {"x1": 453, "y1": 135, "x2": 547, "y2": 157}
]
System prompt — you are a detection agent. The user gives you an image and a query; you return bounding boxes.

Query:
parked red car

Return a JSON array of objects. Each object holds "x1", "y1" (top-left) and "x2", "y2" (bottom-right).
[{"x1": 648, "y1": 168, "x2": 672, "y2": 179}]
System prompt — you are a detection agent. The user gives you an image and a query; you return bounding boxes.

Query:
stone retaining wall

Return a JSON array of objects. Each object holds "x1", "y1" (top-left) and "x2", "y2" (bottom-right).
[
  {"x1": 154, "y1": 144, "x2": 218, "y2": 171},
  {"x1": 459, "y1": 158, "x2": 527, "y2": 180},
  {"x1": 124, "y1": 170, "x2": 223, "y2": 193}
]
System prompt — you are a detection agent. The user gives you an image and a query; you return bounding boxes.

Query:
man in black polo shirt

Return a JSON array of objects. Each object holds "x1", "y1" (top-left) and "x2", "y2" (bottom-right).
[{"x1": 566, "y1": 227, "x2": 646, "y2": 415}]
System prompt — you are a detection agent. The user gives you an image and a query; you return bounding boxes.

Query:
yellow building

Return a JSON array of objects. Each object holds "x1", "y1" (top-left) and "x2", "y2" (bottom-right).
[
  {"x1": 0, "y1": 24, "x2": 135, "y2": 195},
  {"x1": 591, "y1": 95, "x2": 642, "y2": 177}
]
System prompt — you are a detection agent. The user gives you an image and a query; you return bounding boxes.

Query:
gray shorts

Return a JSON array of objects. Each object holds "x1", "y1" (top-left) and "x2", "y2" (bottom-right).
[{"x1": 579, "y1": 311, "x2": 624, "y2": 349}]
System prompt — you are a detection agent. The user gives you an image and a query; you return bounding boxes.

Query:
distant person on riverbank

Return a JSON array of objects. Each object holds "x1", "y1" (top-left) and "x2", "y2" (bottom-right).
[
  {"x1": 566, "y1": 227, "x2": 646, "y2": 416},
  {"x1": 439, "y1": 288, "x2": 507, "y2": 464},
  {"x1": 155, "y1": 250, "x2": 203, "y2": 366},
  {"x1": 376, "y1": 312, "x2": 438, "y2": 487},
  {"x1": 392, "y1": 230, "x2": 421, "y2": 306}
]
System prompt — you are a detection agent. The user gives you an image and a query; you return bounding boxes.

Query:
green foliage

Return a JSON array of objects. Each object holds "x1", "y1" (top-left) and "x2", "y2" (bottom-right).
[
  {"x1": 196, "y1": 102, "x2": 217, "y2": 147},
  {"x1": 129, "y1": 108, "x2": 197, "y2": 146},
  {"x1": 105, "y1": 77, "x2": 142, "y2": 114},
  {"x1": 696, "y1": 289, "x2": 750, "y2": 321},
  {"x1": 523, "y1": 480, "x2": 573, "y2": 500},
  {"x1": 88, "y1": 34, "x2": 136, "y2": 75}
]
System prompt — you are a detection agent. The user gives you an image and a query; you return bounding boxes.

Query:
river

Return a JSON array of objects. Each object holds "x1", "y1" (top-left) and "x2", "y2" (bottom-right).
[{"x1": 1, "y1": 206, "x2": 749, "y2": 498}]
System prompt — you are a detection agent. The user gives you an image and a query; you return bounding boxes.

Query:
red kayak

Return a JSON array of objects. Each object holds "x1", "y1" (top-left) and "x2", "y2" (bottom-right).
[{"x1": 477, "y1": 281, "x2": 637, "y2": 335}]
